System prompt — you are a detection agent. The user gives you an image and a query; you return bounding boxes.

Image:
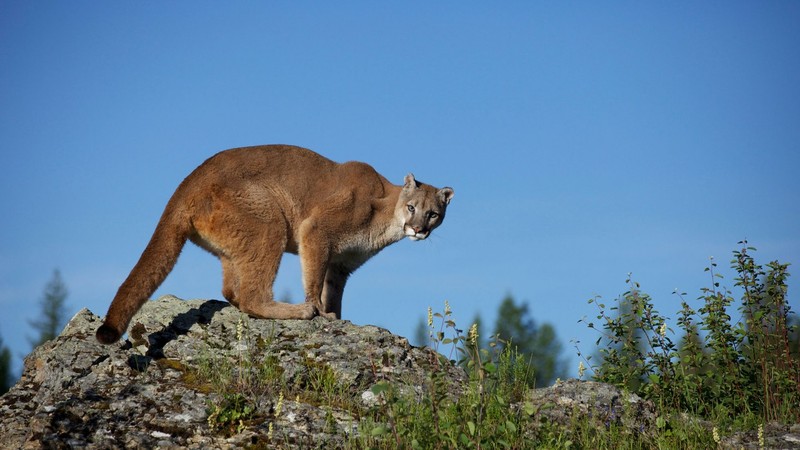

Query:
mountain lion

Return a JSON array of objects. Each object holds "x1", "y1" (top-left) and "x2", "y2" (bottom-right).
[{"x1": 96, "y1": 145, "x2": 454, "y2": 344}]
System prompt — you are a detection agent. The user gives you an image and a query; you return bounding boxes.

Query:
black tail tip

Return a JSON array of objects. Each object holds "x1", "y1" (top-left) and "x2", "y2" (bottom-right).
[{"x1": 96, "y1": 324, "x2": 121, "y2": 345}]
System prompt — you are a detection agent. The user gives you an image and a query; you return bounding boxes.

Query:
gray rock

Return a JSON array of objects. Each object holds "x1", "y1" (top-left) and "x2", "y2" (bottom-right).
[
  {"x1": 526, "y1": 378, "x2": 658, "y2": 435},
  {"x1": 719, "y1": 423, "x2": 800, "y2": 450},
  {"x1": 0, "y1": 295, "x2": 467, "y2": 449}
]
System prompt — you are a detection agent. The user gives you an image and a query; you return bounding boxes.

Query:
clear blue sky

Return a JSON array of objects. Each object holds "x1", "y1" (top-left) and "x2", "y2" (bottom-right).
[{"x1": 2, "y1": 2, "x2": 798, "y2": 379}]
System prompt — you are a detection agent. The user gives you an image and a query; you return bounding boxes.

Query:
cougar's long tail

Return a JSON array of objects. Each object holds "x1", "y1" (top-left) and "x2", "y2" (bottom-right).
[{"x1": 96, "y1": 205, "x2": 190, "y2": 344}]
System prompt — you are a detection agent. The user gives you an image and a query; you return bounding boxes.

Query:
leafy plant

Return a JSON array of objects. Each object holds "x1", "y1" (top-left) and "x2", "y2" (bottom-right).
[
  {"x1": 580, "y1": 241, "x2": 798, "y2": 429},
  {"x1": 207, "y1": 393, "x2": 255, "y2": 435}
]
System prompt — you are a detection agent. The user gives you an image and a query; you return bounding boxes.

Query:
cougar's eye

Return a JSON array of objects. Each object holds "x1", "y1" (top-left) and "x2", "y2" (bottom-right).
[
  {"x1": 407, "y1": 204, "x2": 415, "y2": 213},
  {"x1": 427, "y1": 212, "x2": 439, "y2": 220}
]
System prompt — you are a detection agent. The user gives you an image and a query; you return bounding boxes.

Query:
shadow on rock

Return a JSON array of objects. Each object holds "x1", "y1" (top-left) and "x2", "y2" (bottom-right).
[{"x1": 126, "y1": 299, "x2": 229, "y2": 368}]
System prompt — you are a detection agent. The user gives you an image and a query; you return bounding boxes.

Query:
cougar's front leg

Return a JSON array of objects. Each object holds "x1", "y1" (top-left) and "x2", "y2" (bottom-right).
[
  {"x1": 298, "y1": 219, "x2": 330, "y2": 314},
  {"x1": 321, "y1": 264, "x2": 351, "y2": 319}
]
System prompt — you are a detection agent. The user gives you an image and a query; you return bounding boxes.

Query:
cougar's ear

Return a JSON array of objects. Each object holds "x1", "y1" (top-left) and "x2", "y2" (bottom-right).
[
  {"x1": 437, "y1": 187, "x2": 455, "y2": 205},
  {"x1": 403, "y1": 173, "x2": 419, "y2": 190}
]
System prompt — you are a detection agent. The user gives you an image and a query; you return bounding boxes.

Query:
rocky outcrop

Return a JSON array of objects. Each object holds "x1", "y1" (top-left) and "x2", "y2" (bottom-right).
[
  {"x1": 2, "y1": 295, "x2": 794, "y2": 449},
  {"x1": 526, "y1": 378, "x2": 658, "y2": 434},
  {"x1": 0, "y1": 295, "x2": 469, "y2": 448}
]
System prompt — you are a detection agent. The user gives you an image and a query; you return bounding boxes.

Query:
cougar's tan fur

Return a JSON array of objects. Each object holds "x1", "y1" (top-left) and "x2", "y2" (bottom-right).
[{"x1": 96, "y1": 145, "x2": 454, "y2": 344}]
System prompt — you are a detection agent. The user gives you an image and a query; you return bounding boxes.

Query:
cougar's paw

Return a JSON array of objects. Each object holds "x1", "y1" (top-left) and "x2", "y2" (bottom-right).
[
  {"x1": 300, "y1": 302, "x2": 319, "y2": 319},
  {"x1": 319, "y1": 311, "x2": 338, "y2": 320}
]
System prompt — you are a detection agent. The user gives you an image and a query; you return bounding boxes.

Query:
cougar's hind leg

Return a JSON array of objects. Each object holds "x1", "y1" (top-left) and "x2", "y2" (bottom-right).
[{"x1": 230, "y1": 215, "x2": 317, "y2": 320}]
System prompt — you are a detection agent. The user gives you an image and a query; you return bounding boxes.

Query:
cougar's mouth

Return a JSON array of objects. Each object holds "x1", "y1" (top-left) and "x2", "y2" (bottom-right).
[{"x1": 404, "y1": 225, "x2": 429, "y2": 241}]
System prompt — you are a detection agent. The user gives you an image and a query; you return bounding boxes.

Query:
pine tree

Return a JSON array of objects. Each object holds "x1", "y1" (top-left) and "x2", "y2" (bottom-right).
[
  {"x1": 493, "y1": 295, "x2": 566, "y2": 386},
  {"x1": 28, "y1": 269, "x2": 69, "y2": 349},
  {"x1": 413, "y1": 316, "x2": 429, "y2": 347},
  {"x1": 0, "y1": 331, "x2": 11, "y2": 395}
]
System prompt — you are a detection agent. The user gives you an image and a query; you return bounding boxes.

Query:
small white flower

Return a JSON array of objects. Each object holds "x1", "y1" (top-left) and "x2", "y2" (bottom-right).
[
  {"x1": 275, "y1": 392, "x2": 284, "y2": 417},
  {"x1": 468, "y1": 323, "x2": 479, "y2": 346},
  {"x1": 578, "y1": 361, "x2": 586, "y2": 378},
  {"x1": 236, "y1": 316, "x2": 245, "y2": 342}
]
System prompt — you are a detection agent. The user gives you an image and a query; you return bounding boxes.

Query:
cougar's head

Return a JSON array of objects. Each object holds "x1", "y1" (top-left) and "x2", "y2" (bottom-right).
[{"x1": 398, "y1": 173, "x2": 454, "y2": 241}]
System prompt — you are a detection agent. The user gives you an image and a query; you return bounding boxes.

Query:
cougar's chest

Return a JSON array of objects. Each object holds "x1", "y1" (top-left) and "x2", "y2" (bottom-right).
[{"x1": 333, "y1": 232, "x2": 378, "y2": 260}]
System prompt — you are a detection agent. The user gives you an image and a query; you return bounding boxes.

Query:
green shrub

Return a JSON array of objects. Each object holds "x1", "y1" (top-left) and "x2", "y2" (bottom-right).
[{"x1": 580, "y1": 241, "x2": 798, "y2": 428}]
